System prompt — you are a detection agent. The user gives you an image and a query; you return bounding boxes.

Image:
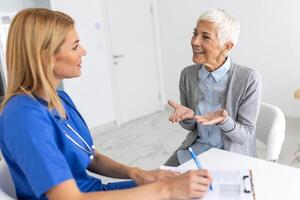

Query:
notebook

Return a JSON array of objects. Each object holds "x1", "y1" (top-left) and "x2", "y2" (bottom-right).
[{"x1": 160, "y1": 166, "x2": 255, "y2": 200}]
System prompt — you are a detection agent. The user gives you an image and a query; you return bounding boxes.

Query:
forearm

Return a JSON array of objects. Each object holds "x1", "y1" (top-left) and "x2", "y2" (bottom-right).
[
  {"x1": 219, "y1": 70, "x2": 262, "y2": 144},
  {"x1": 47, "y1": 171, "x2": 210, "y2": 200},
  {"x1": 47, "y1": 179, "x2": 170, "y2": 200},
  {"x1": 88, "y1": 152, "x2": 136, "y2": 179},
  {"x1": 218, "y1": 116, "x2": 255, "y2": 144},
  {"x1": 78, "y1": 182, "x2": 169, "y2": 200}
]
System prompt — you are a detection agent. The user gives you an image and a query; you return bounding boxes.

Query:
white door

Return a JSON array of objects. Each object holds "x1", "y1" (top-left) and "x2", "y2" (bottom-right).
[{"x1": 105, "y1": 0, "x2": 162, "y2": 124}]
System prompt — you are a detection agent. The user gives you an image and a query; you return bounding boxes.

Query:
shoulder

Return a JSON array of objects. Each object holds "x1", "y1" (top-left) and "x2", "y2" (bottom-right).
[
  {"x1": 0, "y1": 94, "x2": 55, "y2": 148},
  {"x1": 181, "y1": 64, "x2": 201, "y2": 74},
  {"x1": 180, "y1": 64, "x2": 201, "y2": 79},
  {"x1": 1, "y1": 94, "x2": 49, "y2": 118},
  {"x1": 0, "y1": 95, "x2": 54, "y2": 134},
  {"x1": 231, "y1": 62, "x2": 261, "y2": 82}
]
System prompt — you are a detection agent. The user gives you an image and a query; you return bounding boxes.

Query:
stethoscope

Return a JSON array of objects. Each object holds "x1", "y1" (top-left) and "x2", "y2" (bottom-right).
[
  {"x1": 63, "y1": 120, "x2": 96, "y2": 160},
  {"x1": 48, "y1": 93, "x2": 96, "y2": 160}
]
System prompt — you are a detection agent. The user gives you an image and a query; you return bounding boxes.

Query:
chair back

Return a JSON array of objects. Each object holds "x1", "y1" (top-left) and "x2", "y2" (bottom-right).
[
  {"x1": 0, "y1": 159, "x2": 17, "y2": 199},
  {"x1": 256, "y1": 103, "x2": 286, "y2": 162}
]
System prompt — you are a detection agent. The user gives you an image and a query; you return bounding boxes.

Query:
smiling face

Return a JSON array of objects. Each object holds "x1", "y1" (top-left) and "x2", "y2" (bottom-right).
[
  {"x1": 191, "y1": 21, "x2": 232, "y2": 71},
  {"x1": 53, "y1": 28, "x2": 86, "y2": 85}
]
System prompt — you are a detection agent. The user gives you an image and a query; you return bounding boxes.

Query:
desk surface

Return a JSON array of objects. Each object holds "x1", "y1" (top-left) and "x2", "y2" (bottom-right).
[{"x1": 179, "y1": 148, "x2": 300, "y2": 200}]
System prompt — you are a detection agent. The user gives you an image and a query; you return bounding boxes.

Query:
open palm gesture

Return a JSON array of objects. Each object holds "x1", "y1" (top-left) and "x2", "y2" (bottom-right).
[
  {"x1": 193, "y1": 109, "x2": 228, "y2": 125},
  {"x1": 168, "y1": 100, "x2": 194, "y2": 123}
]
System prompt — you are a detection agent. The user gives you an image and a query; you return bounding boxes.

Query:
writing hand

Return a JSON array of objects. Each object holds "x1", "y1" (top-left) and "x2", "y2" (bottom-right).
[{"x1": 166, "y1": 170, "x2": 212, "y2": 200}]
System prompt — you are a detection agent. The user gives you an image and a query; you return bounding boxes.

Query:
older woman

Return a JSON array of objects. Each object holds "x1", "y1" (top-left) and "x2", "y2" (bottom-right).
[{"x1": 165, "y1": 9, "x2": 262, "y2": 166}]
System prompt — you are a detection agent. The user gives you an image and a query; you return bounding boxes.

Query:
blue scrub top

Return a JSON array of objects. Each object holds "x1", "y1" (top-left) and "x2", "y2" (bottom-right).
[{"x1": 0, "y1": 91, "x2": 101, "y2": 199}]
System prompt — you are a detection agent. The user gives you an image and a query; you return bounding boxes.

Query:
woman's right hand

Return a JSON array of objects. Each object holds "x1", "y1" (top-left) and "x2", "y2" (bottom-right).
[
  {"x1": 168, "y1": 100, "x2": 194, "y2": 123},
  {"x1": 166, "y1": 170, "x2": 212, "y2": 200}
]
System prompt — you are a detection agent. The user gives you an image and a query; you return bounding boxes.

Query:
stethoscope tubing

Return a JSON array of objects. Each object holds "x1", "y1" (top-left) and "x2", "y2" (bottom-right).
[
  {"x1": 63, "y1": 121, "x2": 96, "y2": 159},
  {"x1": 53, "y1": 94, "x2": 96, "y2": 160}
]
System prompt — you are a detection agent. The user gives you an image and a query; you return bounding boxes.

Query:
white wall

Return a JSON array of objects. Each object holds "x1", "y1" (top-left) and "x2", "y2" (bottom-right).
[
  {"x1": 156, "y1": 0, "x2": 300, "y2": 118},
  {"x1": 50, "y1": 0, "x2": 116, "y2": 128},
  {"x1": 0, "y1": 0, "x2": 34, "y2": 12},
  {"x1": 3, "y1": 0, "x2": 300, "y2": 124}
]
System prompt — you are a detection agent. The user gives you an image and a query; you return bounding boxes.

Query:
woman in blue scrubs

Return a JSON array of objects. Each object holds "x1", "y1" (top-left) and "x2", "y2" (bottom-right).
[{"x1": 0, "y1": 8, "x2": 211, "y2": 200}]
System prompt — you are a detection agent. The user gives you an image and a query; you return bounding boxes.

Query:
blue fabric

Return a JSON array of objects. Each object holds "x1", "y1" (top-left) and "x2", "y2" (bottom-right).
[
  {"x1": 195, "y1": 56, "x2": 230, "y2": 146},
  {"x1": 0, "y1": 91, "x2": 135, "y2": 199},
  {"x1": 100, "y1": 181, "x2": 136, "y2": 191},
  {"x1": 177, "y1": 57, "x2": 230, "y2": 164}
]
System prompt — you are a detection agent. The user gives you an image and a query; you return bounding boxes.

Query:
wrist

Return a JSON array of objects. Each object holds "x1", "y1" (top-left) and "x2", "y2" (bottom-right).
[
  {"x1": 219, "y1": 115, "x2": 228, "y2": 125},
  {"x1": 128, "y1": 167, "x2": 141, "y2": 180},
  {"x1": 218, "y1": 109, "x2": 228, "y2": 125}
]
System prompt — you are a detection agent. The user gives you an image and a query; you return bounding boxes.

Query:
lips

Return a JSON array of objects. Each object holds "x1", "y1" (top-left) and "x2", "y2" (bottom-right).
[{"x1": 193, "y1": 49, "x2": 205, "y2": 54}]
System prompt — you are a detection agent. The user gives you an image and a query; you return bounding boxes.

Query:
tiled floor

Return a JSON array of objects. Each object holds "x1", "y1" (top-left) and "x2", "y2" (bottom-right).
[{"x1": 92, "y1": 110, "x2": 300, "y2": 182}]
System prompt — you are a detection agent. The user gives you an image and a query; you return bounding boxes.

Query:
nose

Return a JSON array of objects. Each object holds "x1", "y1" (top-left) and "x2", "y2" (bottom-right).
[
  {"x1": 80, "y1": 46, "x2": 87, "y2": 56},
  {"x1": 192, "y1": 35, "x2": 201, "y2": 46}
]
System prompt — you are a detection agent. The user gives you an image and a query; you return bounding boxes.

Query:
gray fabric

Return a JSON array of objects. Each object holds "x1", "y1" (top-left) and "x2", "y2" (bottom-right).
[
  {"x1": 164, "y1": 151, "x2": 180, "y2": 166},
  {"x1": 177, "y1": 142, "x2": 213, "y2": 164},
  {"x1": 176, "y1": 62, "x2": 262, "y2": 157},
  {"x1": 176, "y1": 62, "x2": 230, "y2": 165}
]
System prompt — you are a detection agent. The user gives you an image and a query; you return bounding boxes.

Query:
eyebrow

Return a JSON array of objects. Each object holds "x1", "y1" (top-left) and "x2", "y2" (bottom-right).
[
  {"x1": 72, "y1": 40, "x2": 80, "y2": 45},
  {"x1": 194, "y1": 29, "x2": 211, "y2": 36},
  {"x1": 201, "y1": 31, "x2": 212, "y2": 36}
]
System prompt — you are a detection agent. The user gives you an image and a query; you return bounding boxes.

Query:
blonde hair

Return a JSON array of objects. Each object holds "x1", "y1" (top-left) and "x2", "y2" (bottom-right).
[{"x1": 1, "y1": 8, "x2": 74, "y2": 118}]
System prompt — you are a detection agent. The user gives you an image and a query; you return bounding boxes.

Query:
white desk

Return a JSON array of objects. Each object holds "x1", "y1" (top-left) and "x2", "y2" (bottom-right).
[{"x1": 179, "y1": 148, "x2": 300, "y2": 200}]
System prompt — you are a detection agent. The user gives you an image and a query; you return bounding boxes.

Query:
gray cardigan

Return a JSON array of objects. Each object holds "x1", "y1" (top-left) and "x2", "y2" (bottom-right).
[{"x1": 177, "y1": 62, "x2": 262, "y2": 157}]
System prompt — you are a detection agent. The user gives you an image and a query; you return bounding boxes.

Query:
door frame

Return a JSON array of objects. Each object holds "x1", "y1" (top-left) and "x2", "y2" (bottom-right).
[{"x1": 101, "y1": 0, "x2": 166, "y2": 125}]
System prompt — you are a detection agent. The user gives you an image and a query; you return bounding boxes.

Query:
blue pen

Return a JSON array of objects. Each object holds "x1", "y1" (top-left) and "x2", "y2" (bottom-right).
[{"x1": 188, "y1": 147, "x2": 213, "y2": 191}]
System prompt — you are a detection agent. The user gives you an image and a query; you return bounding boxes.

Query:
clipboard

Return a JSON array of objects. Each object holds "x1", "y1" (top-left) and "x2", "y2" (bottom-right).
[
  {"x1": 239, "y1": 170, "x2": 256, "y2": 200},
  {"x1": 200, "y1": 169, "x2": 256, "y2": 200},
  {"x1": 160, "y1": 166, "x2": 256, "y2": 200}
]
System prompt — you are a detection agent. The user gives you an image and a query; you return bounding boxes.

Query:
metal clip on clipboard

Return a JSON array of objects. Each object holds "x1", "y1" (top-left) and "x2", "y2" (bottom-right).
[{"x1": 243, "y1": 170, "x2": 256, "y2": 200}]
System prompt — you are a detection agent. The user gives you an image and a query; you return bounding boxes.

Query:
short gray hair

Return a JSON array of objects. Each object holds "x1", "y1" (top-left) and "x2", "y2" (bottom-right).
[{"x1": 197, "y1": 9, "x2": 240, "y2": 47}]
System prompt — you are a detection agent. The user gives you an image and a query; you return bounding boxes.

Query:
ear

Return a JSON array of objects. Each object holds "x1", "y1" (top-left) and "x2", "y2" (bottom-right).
[
  {"x1": 222, "y1": 41, "x2": 234, "y2": 55},
  {"x1": 41, "y1": 50, "x2": 56, "y2": 69}
]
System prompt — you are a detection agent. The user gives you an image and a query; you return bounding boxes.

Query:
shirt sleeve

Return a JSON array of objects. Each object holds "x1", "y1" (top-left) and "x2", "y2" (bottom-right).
[
  {"x1": 178, "y1": 67, "x2": 197, "y2": 131},
  {"x1": 3, "y1": 106, "x2": 73, "y2": 198},
  {"x1": 218, "y1": 70, "x2": 262, "y2": 144}
]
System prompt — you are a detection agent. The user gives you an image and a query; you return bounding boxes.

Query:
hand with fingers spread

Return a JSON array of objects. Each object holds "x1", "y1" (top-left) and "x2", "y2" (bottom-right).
[
  {"x1": 168, "y1": 100, "x2": 194, "y2": 123},
  {"x1": 166, "y1": 170, "x2": 212, "y2": 200},
  {"x1": 193, "y1": 109, "x2": 228, "y2": 125}
]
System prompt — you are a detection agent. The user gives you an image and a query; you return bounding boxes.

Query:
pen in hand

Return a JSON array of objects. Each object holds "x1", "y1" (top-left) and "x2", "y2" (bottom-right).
[{"x1": 188, "y1": 147, "x2": 213, "y2": 191}]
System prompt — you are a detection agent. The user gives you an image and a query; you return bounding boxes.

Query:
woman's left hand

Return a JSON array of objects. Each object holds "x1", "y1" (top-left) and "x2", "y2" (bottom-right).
[
  {"x1": 193, "y1": 109, "x2": 228, "y2": 125},
  {"x1": 129, "y1": 168, "x2": 179, "y2": 185}
]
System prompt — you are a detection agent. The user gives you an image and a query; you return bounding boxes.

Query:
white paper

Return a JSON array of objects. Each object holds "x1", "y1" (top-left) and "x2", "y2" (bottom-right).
[{"x1": 159, "y1": 166, "x2": 254, "y2": 200}]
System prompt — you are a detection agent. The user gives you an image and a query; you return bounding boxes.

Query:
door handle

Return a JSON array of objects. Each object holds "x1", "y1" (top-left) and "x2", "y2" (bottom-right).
[
  {"x1": 113, "y1": 54, "x2": 124, "y2": 65},
  {"x1": 113, "y1": 54, "x2": 124, "y2": 59}
]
